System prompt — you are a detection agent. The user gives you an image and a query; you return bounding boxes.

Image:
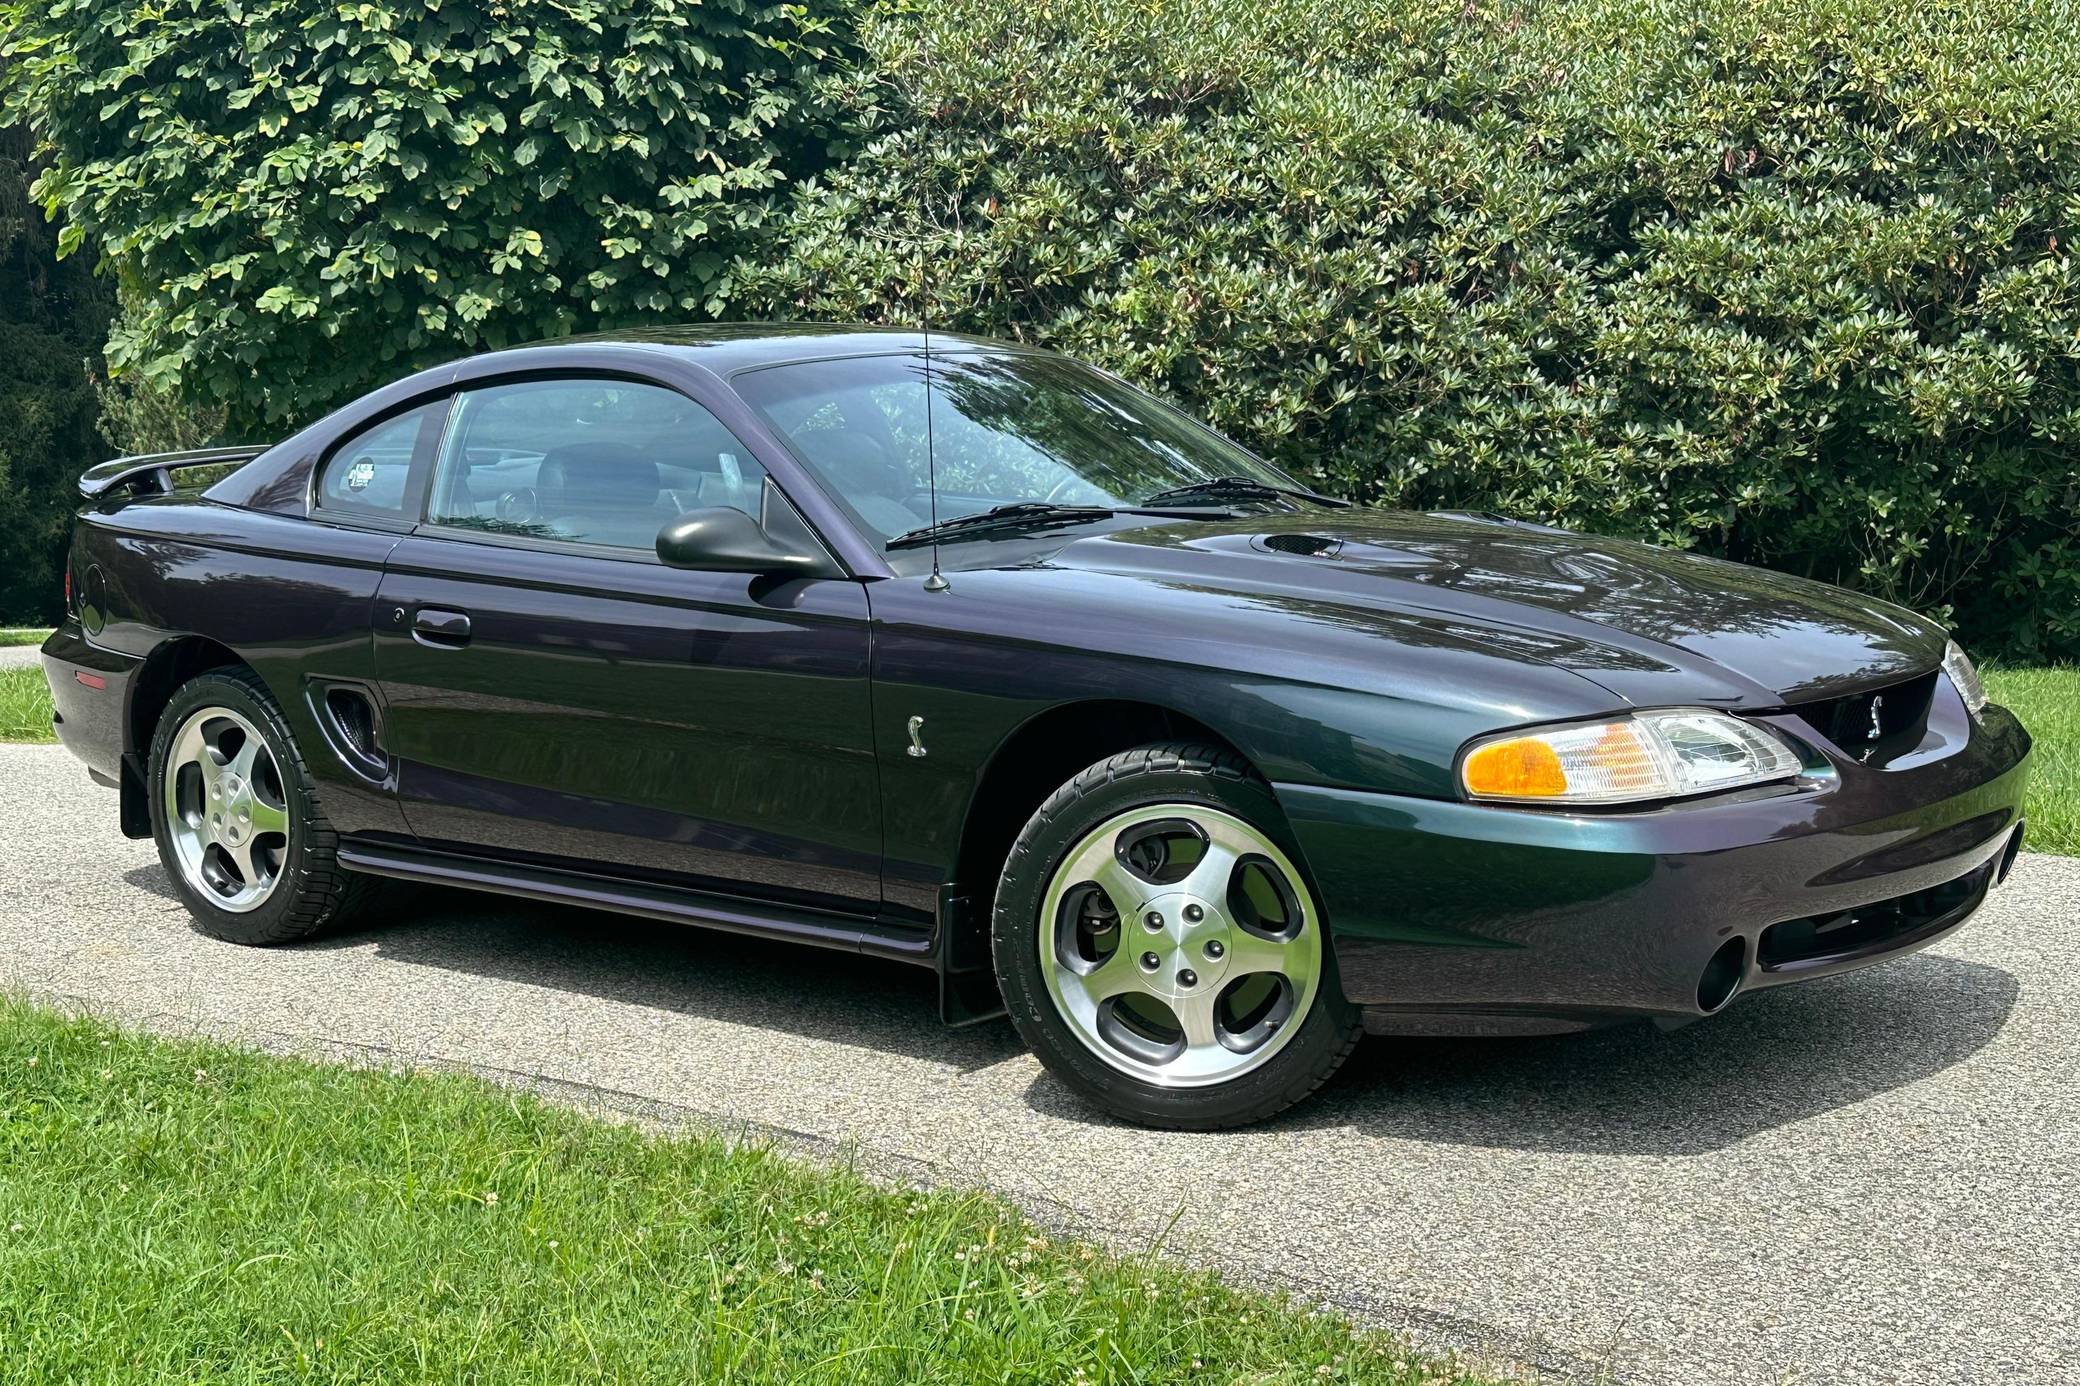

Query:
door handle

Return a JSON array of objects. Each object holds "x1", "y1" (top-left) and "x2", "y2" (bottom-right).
[{"x1": 411, "y1": 607, "x2": 472, "y2": 648}]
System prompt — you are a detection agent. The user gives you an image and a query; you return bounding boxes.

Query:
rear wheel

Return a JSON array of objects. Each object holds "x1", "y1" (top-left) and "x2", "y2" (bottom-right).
[
  {"x1": 992, "y1": 742, "x2": 1361, "y2": 1128},
  {"x1": 149, "y1": 667, "x2": 382, "y2": 945}
]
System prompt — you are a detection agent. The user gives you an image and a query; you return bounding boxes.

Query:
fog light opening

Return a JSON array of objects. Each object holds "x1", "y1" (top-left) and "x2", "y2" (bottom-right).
[
  {"x1": 1696, "y1": 937, "x2": 1747, "y2": 1014},
  {"x1": 1998, "y1": 822, "x2": 2025, "y2": 885}
]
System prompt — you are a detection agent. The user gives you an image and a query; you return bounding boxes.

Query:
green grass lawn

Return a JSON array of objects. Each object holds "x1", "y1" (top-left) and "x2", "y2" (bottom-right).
[
  {"x1": 0, "y1": 627, "x2": 52, "y2": 647},
  {"x1": 0, "y1": 999, "x2": 1492, "y2": 1385},
  {"x1": 1984, "y1": 667, "x2": 2078, "y2": 857},
  {"x1": 0, "y1": 667, "x2": 55, "y2": 743}
]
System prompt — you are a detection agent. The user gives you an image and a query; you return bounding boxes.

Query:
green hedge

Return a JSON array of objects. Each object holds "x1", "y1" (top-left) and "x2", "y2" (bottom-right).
[
  {"x1": 1, "y1": 0, "x2": 852, "y2": 428},
  {"x1": 8, "y1": 0, "x2": 2080, "y2": 657},
  {"x1": 750, "y1": 0, "x2": 2080, "y2": 660}
]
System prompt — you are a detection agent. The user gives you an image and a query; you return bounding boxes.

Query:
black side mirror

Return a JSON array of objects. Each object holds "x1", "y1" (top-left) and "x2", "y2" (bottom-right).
[{"x1": 656, "y1": 506, "x2": 824, "y2": 576}]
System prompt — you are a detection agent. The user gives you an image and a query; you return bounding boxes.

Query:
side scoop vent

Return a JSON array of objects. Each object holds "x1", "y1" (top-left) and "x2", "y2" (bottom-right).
[
  {"x1": 328, "y1": 688, "x2": 378, "y2": 758},
  {"x1": 315, "y1": 684, "x2": 390, "y2": 781}
]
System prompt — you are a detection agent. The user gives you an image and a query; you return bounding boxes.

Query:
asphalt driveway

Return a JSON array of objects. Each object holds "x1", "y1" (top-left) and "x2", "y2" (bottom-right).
[{"x1": 2, "y1": 743, "x2": 2073, "y2": 1383}]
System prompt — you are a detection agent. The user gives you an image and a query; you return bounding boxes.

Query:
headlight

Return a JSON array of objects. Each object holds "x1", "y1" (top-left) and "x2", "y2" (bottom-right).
[
  {"x1": 1460, "y1": 710, "x2": 1804, "y2": 805},
  {"x1": 1942, "y1": 639, "x2": 1988, "y2": 714}
]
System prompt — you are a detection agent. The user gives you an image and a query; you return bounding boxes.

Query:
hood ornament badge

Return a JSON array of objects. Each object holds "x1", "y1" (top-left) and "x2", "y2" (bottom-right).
[{"x1": 1866, "y1": 694, "x2": 1885, "y2": 742}]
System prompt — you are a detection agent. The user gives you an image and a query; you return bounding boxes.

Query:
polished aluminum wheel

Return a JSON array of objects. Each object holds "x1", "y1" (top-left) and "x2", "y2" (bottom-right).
[
  {"x1": 1039, "y1": 804, "x2": 1323, "y2": 1087},
  {"x1": 162, "y1": 705, "x2": 290, "y2": 913}
]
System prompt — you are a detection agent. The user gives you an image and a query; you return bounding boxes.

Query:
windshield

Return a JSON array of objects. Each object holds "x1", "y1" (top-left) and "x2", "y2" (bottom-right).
[{"x1": 732, "y1": 350, "x2": 1303, "y2": 546}]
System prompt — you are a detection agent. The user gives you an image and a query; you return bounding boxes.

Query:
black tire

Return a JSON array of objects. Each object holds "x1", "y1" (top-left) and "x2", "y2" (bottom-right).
[
  {"x1": 991, "y1": 741, "x2": 1362, "y2": 1129},
  {"x1": 148, "y1": 666, "x2": 384, "y2": 945}
]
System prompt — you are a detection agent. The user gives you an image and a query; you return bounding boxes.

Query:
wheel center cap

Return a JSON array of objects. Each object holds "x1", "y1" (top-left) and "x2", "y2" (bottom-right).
[
  {"x1": 213, "y1": 775, "x2": 254, "y2": 845},
  {"x1": 1139, "y1": 891, "x2": 1232, "y2": 1000}
]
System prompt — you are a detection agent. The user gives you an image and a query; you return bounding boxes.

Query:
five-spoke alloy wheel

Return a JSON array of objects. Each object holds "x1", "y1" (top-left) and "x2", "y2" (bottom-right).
[
  {"x1": 1042, "y1": 805, "x2": 1320, "y2": 1086},
  {"x1": 162, "y1": 705, "x2": 291, "y2": 912},
  {"x1": 994, "y1": 742, "x2": 1361, "y2": 1129},
  {"x1": 149, "y1": 666, "x2": 381, "y2": 945}
]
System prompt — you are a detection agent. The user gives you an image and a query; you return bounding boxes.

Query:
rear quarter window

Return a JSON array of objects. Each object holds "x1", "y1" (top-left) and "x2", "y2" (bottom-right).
[{"x1": 315, "y1": 403, "x2": 444, "y2": 520}]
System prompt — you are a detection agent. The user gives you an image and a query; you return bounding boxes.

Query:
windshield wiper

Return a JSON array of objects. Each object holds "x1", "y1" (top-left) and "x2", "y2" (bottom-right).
[
  {"x1": 886, "y1": 502, "x2": 1115, "y2": 551},
  {"x1": 1139, "y1": 476, "x2": 1351, "y2": 509}
]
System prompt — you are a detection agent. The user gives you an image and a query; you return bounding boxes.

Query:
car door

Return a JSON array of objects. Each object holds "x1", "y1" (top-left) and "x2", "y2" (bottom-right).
[{"x1": 369, "y1": 373, "x2": 881, "y2": 913}]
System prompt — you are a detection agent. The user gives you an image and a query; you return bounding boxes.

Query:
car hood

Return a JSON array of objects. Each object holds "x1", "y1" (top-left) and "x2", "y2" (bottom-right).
[{"x1": 1039, "y1": 510, "x2": 1948, "y2": 708}]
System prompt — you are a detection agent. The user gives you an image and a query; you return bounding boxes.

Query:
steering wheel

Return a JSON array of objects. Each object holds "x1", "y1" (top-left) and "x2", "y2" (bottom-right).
[{"x1": 494, "y1": 487, "x2": 540, "y2": 525}]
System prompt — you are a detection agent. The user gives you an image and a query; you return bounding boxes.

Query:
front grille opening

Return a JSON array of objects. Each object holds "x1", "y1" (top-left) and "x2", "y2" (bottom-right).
[
  {"x1": 1758, "y1": 859, "x2": 1992, "y2": 971},
  {"x1": 1790, "y1": 669, "x2": 1939, "y2": 759}
]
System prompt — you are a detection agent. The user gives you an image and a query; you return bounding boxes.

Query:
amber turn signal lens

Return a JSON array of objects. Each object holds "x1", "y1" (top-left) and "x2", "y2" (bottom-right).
[{"x1": 1461, "y1": 737, "x2": 1568, "y2": 798}]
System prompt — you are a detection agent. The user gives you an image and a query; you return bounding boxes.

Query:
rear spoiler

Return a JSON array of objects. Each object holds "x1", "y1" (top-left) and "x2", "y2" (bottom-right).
[{"x1": 79, "y1": 445, "x2": 270, "y2": 501}]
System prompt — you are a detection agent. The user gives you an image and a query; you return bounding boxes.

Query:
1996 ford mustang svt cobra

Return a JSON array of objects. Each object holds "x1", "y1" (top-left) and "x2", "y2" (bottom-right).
[{"x1": 41, "y1": 326, "x2": 2032, "y2": 1128}]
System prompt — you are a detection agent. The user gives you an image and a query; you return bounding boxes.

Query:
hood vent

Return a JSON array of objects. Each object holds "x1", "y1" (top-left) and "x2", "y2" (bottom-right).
[{"x1": 1263, "y1": 532, "x2": 1342, "y2": 557}]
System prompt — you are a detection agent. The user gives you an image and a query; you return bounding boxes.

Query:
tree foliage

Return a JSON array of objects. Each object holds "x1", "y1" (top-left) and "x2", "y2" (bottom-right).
[
  {"x1": 2, "y1": 0, "x2": 853, "y2": 429},
  {"x1": 747, "y1": 0, "x2": 2080, "y2": 660},
  {"x1": 0, "y1": 104, "x2": 107, "y2": 625}
]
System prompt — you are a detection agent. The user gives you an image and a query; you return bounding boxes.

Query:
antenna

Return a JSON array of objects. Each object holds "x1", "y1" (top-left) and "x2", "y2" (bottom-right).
[{"x1": 918, "y1": 106, "x2": 949, "y2": 593}]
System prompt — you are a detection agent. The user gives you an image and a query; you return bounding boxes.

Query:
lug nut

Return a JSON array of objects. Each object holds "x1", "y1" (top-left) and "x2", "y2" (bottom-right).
[
  {"x1": 1204, "y1": 939, "x2": 1225, "y2": 960},
  {"x1": 1144, "y1": 911, "x2": 1165, "y2": 931},
  {"x1": 1183, "y1": 903, "x2": 1204, "y2": 923},
  {"x1": 1140, "y1": 951, "x2": 1160, "y2": 972},
  {"x1": 1177, "y1": 968, "x2": 1198, "y2": 988}
]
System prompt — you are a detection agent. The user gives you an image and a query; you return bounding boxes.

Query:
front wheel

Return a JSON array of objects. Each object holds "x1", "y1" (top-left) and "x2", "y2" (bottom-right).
[{"x1": 992, "y1": 742, "x2": 1361, "y2": 1129}]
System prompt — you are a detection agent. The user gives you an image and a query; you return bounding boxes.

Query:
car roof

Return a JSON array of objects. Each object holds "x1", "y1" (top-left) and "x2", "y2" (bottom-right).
[{"x1": 519, "y1": 323, "x2": 1039, "y2": 375}]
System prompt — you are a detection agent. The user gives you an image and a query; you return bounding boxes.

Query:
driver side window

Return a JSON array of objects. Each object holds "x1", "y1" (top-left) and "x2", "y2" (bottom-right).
[{"x1": 424, "y1": 377, "x2": 767, "y2": 551}]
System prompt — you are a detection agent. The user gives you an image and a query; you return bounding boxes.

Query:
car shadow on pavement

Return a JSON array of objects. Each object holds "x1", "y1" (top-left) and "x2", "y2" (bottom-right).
[
  {"x1": 1030, "y1": 950, "x2": 2020, "y2": 1154},
  {"x1": 122, "y1": 863, "x2": 2019, "y2": 1149},
  {"x1": 124, "y1": 866, "x2": 1024, "y2": 1076}
]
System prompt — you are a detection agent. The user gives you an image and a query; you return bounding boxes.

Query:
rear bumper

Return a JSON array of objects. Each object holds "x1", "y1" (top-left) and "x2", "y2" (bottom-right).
[
  {"x1": 41, "y1": 620, "x2": 141, "y2": 789},
  {"x1": 1279, "y1": 703, "x2": 2033, "y2": 1033}
]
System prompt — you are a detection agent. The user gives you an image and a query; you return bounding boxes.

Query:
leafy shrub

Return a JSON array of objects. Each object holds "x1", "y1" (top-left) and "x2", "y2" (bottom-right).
[
  {"x1": 1, "y1": 0, "x2": 852, "y2": 430},
  {"x1": 749, "y1": 0, "x2": 2080, "y2": 659}
]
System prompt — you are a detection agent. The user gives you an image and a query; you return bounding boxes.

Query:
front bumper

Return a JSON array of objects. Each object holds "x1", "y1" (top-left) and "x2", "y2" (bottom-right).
[{"x1": 1279, "y1": 702, "x2": 2033, "y2": 1034}]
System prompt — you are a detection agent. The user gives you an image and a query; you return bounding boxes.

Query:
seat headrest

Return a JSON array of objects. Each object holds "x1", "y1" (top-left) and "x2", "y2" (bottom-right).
[{"x1": 537, "y1": 442, "x2": 661, "y2": 512}]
